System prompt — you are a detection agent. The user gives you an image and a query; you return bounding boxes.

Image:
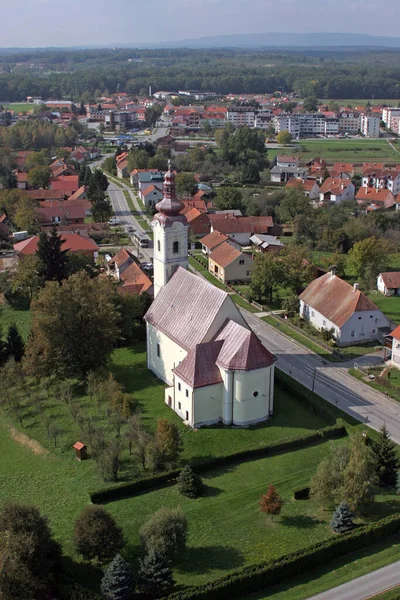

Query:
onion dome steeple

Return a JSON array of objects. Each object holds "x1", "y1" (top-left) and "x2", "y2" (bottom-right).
[{"x1": 153, "y1": 160, "x2": 187, "y2": 228}]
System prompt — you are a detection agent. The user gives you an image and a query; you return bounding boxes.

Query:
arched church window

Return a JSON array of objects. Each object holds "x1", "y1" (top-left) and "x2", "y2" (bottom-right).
[
  {"x1": 173, "y1": 241, "x2": 179, "y2": 254},
  {"x1": 157, "y1": 240, "x2": 161, "y2": 252}
]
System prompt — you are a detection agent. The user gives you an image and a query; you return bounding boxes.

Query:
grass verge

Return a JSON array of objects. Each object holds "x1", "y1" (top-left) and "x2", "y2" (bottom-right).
[
  {"x1": 349, "y1": 368, "x2": 400, "y2": 403},
  {"x1": 247, "y1": 535, "x2": 400, "y2": 600}
]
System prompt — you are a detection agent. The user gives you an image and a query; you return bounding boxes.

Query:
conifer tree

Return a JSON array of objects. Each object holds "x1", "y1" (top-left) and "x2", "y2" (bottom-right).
[
  {"x1": 36, "y1": 227, "x2": 69, "y2": 283},
  {"x1": 100, "y1": 554, "x2": 134, "y2": 600},
  {"x1": 396, "y1": 471, "x2": 400, "y2": 495},
  {"x1": 331, "y1": 501, "x2": 354, "y2": 534},
  {"x1": 373, "y1": 424, "x2": 399, "y2": 487},
  {"x1": 79, "y1": 164, "x2": 87, "y2": 186},
  {"x1": 5, "y1": 324, "x2": 25, "y2": 362},
  {"x1": 177, "y1": 465, "x2": 203, "y2": 499},
  {"x1": 138, "y1": 552, "x2": 173, "y2": 598}
]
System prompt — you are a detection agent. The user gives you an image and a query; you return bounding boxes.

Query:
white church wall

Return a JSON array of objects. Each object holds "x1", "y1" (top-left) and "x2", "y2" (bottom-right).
[
  {"x1": 193, "y1": 383, "x2": 224, "y2": 427},
  {"x1": 233, "y1": 366, "x2": 274, "y2": 426},
  {"x1": 153, "y1": 220, "x2": 188, "y2": 296},
  {"x1": 147, "y1": 322, "x2": 187, "y2": 385},
  {"x1": 173, "y1": 375, "x2": 193, "y2": 424}
]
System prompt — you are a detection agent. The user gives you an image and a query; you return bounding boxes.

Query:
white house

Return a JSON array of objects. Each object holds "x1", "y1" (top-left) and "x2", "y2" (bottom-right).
[
  {"x1": 270, "y1": 155, "x2": 309, "y2": 183},
  {"x1": 318, "y1": 178, "x2": 355, "y2": 204},
  {"x1": 390, "y1": 326, "x2": 400, "y2": 366},
  {"x1": 299, "y1": 270, "x2": 390, "y2": 347},
  {"x1": 377, "y1": 272, "x2": 400, "y2": 296},
  {"x1": 361, "y1": 167, "x2": 400, "y2": 197},
  {"x1": 144, "y1": 162, "x2": 276, "y2": 428},
  {"x1": 285, "y1": 178, "x2": 320, "y2": 200}
]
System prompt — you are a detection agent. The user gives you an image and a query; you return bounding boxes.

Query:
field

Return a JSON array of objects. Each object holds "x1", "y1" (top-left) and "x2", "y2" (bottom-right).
[
  {"x1": 287, "y1": 139, "x2": 400, "y2": 163},
  {"x1": 1, "y1": 102, "x2": 34, "y2": 113}
]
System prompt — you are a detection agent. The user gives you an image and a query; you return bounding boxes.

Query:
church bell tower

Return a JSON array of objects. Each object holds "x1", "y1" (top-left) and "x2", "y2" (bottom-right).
[{"x1": 152, "y1": 161, "x2": 188, "y2": 296}]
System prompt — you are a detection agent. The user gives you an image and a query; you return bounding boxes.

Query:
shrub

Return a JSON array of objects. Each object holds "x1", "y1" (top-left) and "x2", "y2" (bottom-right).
[
  {"x1": 73, "y1": 506, "x2": 125, "y2": 563},
  {"x1": 140, "y1": 507, "x2": 187, "y2": 560},
  {"x1": 331, "y1": 501, "x2": 354, "y2": 534},
  {"x1": 293, "y1": 487, "x2": 310, "y2": 500},
  {"x1": 177, "y1": 466, "x2": 203, "y2": 499}
]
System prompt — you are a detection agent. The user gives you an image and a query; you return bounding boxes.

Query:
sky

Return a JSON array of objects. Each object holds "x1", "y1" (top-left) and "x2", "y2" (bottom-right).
[{"x1": 1, "y1": 0, "x2": 400, "y2": 47}]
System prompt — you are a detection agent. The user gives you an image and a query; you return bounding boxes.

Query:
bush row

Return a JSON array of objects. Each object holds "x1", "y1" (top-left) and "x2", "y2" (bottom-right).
[
  {"x1": 163, "y1": 513, "x2": 400, "y2": 600},
  {"x1": 275, "y1": 369, "x2": 358, "y2": 427},
  {"x1": 293, "y1": 487, "x2": 310, "y2": 500},
  {"x1": 90, "y1": 424, "x2": 346, "y2": 504}
]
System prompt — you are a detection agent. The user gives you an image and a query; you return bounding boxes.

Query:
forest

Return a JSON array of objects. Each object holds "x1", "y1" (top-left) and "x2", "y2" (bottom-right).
[{"x1": 1, "y1": 47, "x2": 400, "y2": 101}]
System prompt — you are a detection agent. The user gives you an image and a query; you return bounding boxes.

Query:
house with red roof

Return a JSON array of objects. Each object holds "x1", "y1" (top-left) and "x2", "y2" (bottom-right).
[
  {"x1": 318, "y1": 178, "x2": 355, "y2": 205},
  {"x1": 36, "y1": 200, "x2": 91, "y2": 226},
  {"x1": 200, "y1": 230, "x2": 229, "y2": 254},
  {"x1": 16, "y1": 172, "x2": 29, "y2": 190},
  {"x1": 361, "y1": 165, "x2": 400, "y2": 196},
  {"x1": 377, "y1": 272, "x2": 400, "y2": 296},
  {"x1": 329, "y1": 163, "x2": 355, "y2": 179},
  {"x1": 209, "y1": 214, "x2": 278, "y2": 246},
  {"x1": 140, "y1": 184, "x2": 164, "y2": 207},
  {"x1": 180, "y1": 205, "x2": 210, "y2": 237},
  {"x1": 14, "y1": 233, "x2": 98, "y2": 259},
  {"x1": 25, "y1": 189, "x2": 67, "y2": 202},
  {"x1": 107, "y1": 248, "x2": 153, "y2": 296},
  {"x1": 50, "y1": 175, "x2": 80, "y2": 196},
  {"x1": 285, "y1": 178, "x2": 320, "y2": 200},
  {"x1": 300, "y1": 268, "x2": 390, "y2": 346},
  {"x1": 117, "y1": 160, "x2": 129, "y2": 179},
  {"x1": 208, "y1": 241, "x2": 254, "y2": 283},
  {"x1": 356, "y1": 187, "x2": 395, "y2": 211}
]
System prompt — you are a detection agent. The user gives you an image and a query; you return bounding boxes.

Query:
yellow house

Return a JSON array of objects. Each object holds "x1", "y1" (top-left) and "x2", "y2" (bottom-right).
[{"x1": 208, "y1": 241, "x2": 254, "y2": 284}]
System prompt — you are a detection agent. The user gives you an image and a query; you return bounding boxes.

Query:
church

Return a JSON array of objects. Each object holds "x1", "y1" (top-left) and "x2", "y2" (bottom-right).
[{"x1": 144, "y1": 162, "x2": 276, "y2": 428}]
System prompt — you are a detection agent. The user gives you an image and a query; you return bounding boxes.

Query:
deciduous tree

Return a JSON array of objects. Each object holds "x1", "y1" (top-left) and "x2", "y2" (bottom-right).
[
  {"x1": 214, "y1": 187, "x2": 243, "y2": 211},
  {"x1": 154, "y1": 418, "x2": 183, "y2": 471},
  {"x1": 259, "y1": 484, "x2": 283, "y2": 520},
  {"x1": 24, "y1": 272, "x2": 120, "y2": 378},
  {"x1": 73, "y1": 506, "x2": 125, "y2": 563},
  {"x1": 276, "y1": 130, "x2": 292, "y2": 145},
  {"x1": 348, "y1": 236, "x2": 389, "y2": 288},
  {"x1": 139, "y1": 507, "x2": 188, "y2": 560}
]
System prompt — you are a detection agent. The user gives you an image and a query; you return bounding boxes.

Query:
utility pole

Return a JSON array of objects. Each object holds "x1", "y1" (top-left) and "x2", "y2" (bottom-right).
[{"x1": 312, "y1": 367, "x2": 317, "y2": 393}]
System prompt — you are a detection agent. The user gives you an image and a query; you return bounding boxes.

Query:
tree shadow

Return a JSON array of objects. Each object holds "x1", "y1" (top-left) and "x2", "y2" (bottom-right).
[
  {"x1": 279, "y1": 515, "x2": 324, "y2": 529},
  {"x1": 202, "y1": 484, "x2": 223, "y2": 498},
  {"x1": 177, "y1": 545, "x2": 244, "y2": 574},
  {"x1": 62, "y1": 555, "x2": 103, "y2": 593}
]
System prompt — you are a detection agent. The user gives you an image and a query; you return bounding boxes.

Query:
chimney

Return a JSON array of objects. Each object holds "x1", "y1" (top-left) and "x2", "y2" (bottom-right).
[
  {"x1": 353, "y1": 283, "x2": 360, "y2": 292},
  {"x1": 329, "y1": 265, "x2": 336, "y2": 277}
]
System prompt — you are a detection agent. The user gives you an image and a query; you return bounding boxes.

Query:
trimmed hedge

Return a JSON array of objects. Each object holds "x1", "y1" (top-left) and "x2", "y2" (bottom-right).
[
  {"x1": 163, "y1": 513, "x2": 400, "y2": 600},
  {"x1": 275, "y1": 369, "x2": 359, "y2": 427},
  {"x1": 293, "y1": 487, "x2": 310, "y2": 500},
  {"x1": 90, "y1": 424, "x2": 346, "y2": 504}
]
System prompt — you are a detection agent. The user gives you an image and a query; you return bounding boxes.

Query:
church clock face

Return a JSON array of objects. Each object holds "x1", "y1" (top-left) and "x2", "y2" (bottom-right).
[{"x1": 165, "y1": 186, "x2": 171, "y2": 194}]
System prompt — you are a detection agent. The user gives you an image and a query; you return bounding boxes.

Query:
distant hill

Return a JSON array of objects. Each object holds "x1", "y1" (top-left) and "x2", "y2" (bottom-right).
[{"x1": 126, "y1": 32, "x2": 400, "y2": 49}]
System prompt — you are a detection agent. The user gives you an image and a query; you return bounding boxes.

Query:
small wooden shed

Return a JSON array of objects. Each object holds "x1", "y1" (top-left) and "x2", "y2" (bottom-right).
[{"x1": 73, "y1": 441, "x2": 87, "y2": 461}]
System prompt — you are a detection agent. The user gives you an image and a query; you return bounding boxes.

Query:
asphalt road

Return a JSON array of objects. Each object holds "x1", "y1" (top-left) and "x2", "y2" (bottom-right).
[
  {"x1": 308, "y1": 560, "x2": 400, "y2": 600},
  {"x1": 242, "y1": 311, "x2": 400, "y2": 444},
  {"x1": 107, "y1": 182, "x2": 154, "y2": 263}
]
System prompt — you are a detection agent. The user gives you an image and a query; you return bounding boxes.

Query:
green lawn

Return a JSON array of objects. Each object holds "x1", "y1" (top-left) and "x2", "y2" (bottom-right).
[
  {"x1": 262, "y1": 315, "x2": 342, "y2": 363},
  {"x1": 188, "y1": 256, "x2": 229, "y2": 291},
  {"x1": 0, "y1": 304, "x2": 32, "y2": 340},
  {"x1": 289, "y1": 139, "x2": 400, "y2": 163},
  {"x1": 106, "y1": 443, "x2": 400, "y2": 589},
  {"x1": 2, "y1": 102, "x2": 34, "y2": 113},
  {"x1": 368, "y1": 293, "x2": 400, "y2": 323},
  {"x1": 247, "y1": 536, "x2": 400, "y2": 600}
]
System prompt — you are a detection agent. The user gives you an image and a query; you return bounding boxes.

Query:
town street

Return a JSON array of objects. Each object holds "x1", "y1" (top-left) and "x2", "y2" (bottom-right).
[
  {"x1": 107, "y1": 182, "x2": 154, "y2": 263},
  {"x1": 308, "y1": 560, "x2": 400, "y2": 600},
  {"x1": 243, "y1": 311, "x2": 400, "y2": 444}
]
